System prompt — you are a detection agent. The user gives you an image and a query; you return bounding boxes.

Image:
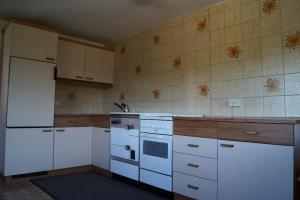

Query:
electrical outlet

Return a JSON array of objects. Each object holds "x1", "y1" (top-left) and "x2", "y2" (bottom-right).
[{"x1": 228, "y1": 99, "x2": 240, "y2": 107}]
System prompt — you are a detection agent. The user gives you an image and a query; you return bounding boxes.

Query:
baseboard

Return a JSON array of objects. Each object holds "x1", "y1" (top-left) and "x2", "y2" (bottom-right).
[
  {"x1": 91, "y1": 166, "x2": 112, "y2": 177},
  {"x1": 174, "y1": 193, "x2": 193, "y2": 200}
]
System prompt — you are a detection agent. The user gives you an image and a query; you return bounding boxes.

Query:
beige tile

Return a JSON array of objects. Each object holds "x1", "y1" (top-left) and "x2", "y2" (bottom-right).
[
  {"x1": 196, "y1": 31, "x2": 210, "y2": 50},
  {"x1": 261, "y1": 14, "x2": 282, "y2": 36},
  {"x1": 211, "y1": 81, "x2": 228, "y2": 98},
  {"x1": 285, "y1": 95, "x2": 300, "y2": 117},
  {"x1": 281, "y1": 10, "x2": 300, "y2": 33},
  {"x1": 242, "y1": 77, "x2": 263, "y2": 97},
  {"x1": 196, "y1": 99, "x2": 211, "y2": 116},
  {"x1": 210, "y1": 29, "x2": 225, "y2": 47},
  {"x1": 183, "y1": 52, "x2": 196, "y2": 68},
  {"x1": 225, "y1": 24, "x2": 242, "y2": 44},
  {"x1": 263, "y1": 96, "x2": 285, "y2": 117},
  {"x1": 280, "y1": 0, "x2": 300, "y2": 13},
  {"x1": 226, "y1": 61, "x2": 243, "y2": 80},
  {"x1": 209, "y1": 2, "x2": 225, "y2": 14},
  {"x1": 284, "y1": 51, "x2": 300, "y2": 74},
  {"x1": 211, "y1": 98, "x2": 231, "y2": 116},
  {"x1": 195, "y1": 8, "x2": 209, "y2": 19},
  {"x1": 227, "y1": 79, "x2": 245, "y2": 97},
  {"x1": 243, "y1": 58, "x2": 263, "y2": 78},
  {"x1": 225, "y1": 0, "x2": 241, "y2": 9},
  {"x1": 183, "y1": 35, "x2": 196, "y2": 53},
  {"x1": 211, "y1": 63, "x2": 227, "y2": 81},
  {"x1": 210, "y1": 11, "x2": 225, "y2": 30},
  {"x1": 196, "y1": 48, "x2": 211, "y2": 66},
  {"x1": 242, "y1": 19, "x2": 261, "y2": 40},
  {"x1": 241, "y1": 0, "x2": 260, "y2": 22},
  {"x1": 262, "y1": 54, "x2": 284, "y2": 75},
  {"x1": 225, "y1": 6, "x2": 241, "y2": 26},
  {"x1": 285, "y1": 73, "x2": 300, "y2": 95},
  {"x1": 242, "y1": 38, "x2": 262, "y2": 59},
  {"x1": 262, "y1": 34, "x2": 283, "y2": 56},
  {"x1": 210, "y1": 45, "x2": 226, "y2": 65},
  {"x1": 243, "y1": 97, "x2": 263, "y2": 117}
]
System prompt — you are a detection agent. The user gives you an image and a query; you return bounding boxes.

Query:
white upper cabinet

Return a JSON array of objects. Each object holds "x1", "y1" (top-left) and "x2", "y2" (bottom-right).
[
  {"x1": 57, "y1": 39, "x2": 85, "y2": 80},
  {"x1": 85, "y1": 46, "x2": 114, "y2": 84},
  {"x1": 57, "y1": 38, "x2": 114, "y2": 84},
  {"x1": 10, "y1": 23, "x2": 58, "y2": 62}
]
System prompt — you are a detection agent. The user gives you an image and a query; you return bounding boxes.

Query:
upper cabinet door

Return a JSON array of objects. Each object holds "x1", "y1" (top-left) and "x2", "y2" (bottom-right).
[
  {"x1": 85, "y1": 46, "x2": 114, "y2": 84},
  {"x1": 10, "y1": 23, "x2": 58, "y2": 62},
  {"x1": 57, "y1": 39, "x2": 85, "y2": 80}
]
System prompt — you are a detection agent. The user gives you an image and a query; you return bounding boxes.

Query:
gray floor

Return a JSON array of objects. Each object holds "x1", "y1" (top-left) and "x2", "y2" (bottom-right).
[{"x1": 0, "y1": 179, "x2": 53, "y2": 200}]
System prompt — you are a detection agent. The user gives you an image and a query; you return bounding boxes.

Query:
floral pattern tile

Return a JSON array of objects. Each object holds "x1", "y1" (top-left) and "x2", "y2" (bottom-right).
[
  {"x1": 264, "y1": 77, "x2": 280, "y2": 93},
  {"x1": 119, "y1": 93, "x2": 125, "y2": 101},
  {"x1": 262, "y1": 0, "x2": 277, "y2": 14},
  {"x1": 198, "y1": 84, "x2": 209, "y2": 97},
  {"x1": 152, "y1": 90, "x2": 160, "y2": 99},
  {"x1": 153, "y1": 35, "x2": 160, "y2": 44},
  {"x1": 120, "y1": 46, "x2": 126, "y2": 54},
  {"x1": 227, "y1": 46, "x2": 241, "y2": 59},
  {"x1": 197, "y1": 18, "x2": 208, "y2": 32},
  {"x1": 135, "y1": 65, "x2": 142, "y2": 74},
  {"x1": 173, "y1": 56, "x2": 182, "y2": 68},
  {"x1": 285, "y1": 32, "x2": 300, "y2": 49}
]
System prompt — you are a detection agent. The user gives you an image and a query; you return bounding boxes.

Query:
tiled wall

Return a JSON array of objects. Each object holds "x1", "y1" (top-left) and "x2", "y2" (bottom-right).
[
  {"x1": 103, "y1": 0, "x2": 300, "y2": 117},
  {"x1": 55, "y1": 83, "x2": 103, "y2": 114}
]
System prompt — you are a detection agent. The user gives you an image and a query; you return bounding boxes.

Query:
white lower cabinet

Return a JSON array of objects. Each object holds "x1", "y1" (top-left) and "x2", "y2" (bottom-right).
[
  {"x1": 54, "y1": 127, "x2": 92, "y2": 169},
  {"x1": 218, "y1": 140, "x2": 294, "y2": 200},
  {"x1": 173, "y1": 172, "x2": 217, "y2": 200},
  {"x1": 5, "y1": 128, "x2": 54, "y2": 176},
  {"x1": 91, "y1": 127, "x2": 110, "y2": 170}
]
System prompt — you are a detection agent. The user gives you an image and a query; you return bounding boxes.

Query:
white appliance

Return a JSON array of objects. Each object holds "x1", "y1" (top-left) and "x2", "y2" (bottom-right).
[
  {"x1": 7, "y1": 57, "x2": 56, "y2": 127},
  {"x1": 110, "y1": 114, "x2": 140, "y2": 181},
  {"x1": 140, "y1": 113, "x2": 173, "y2": 191}
]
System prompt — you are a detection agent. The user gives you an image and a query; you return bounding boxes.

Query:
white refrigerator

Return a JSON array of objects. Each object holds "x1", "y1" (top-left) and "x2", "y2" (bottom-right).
[{"x1": 6, "y1": 57, "x2": 56, "y2": 127}]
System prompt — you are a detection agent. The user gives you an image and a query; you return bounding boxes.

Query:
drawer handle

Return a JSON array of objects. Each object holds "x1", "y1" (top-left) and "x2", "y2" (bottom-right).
[
  {"x1": 244, "y1": 131, "x2": 259, "y2": 135},
  {"x1": 42, "y1": 129, "x2": 52, "y2": 132},
  {"x1": 187, "y1": 144, "x2": 199, "y2": 148},
  {"x1": 220, "y1": 144, "x2": 234, "y2": 148},
  {"x1": 75, "y1": 76, "x2": 83, "y2": 79},
  {"x1": 104, "y1": 129, "x2": 110, "y2": 133},
  {"x1": 187, "y1": 163, "x2": 199, "y2": 168},
  {"x1": 187, "y1": 184, "x2": 199, "y2": 190},
  {"x1": 56, "y1": 129, "x2": 65, "y2": 132}
]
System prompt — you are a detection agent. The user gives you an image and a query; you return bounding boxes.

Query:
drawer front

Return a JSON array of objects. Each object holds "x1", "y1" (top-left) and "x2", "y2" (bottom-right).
[
  {"x1": 173, "y1": 172, "x2": 217, "y2": 200},
  {"x1": 91, "y1": 116, "x2": 110, "y2": 128},
  {"x1": 174, "y1": 120, "x2": 217, "y2": 138},
  {"x1": 218, "y1": 122, "x2": 294, "y2": 146},
  {"x1": 55, "y1": 116, "x2": 91, "y2": 127},
  {"x1": 173, "y1": 152, "x2": 217, "y2": 181},
  {"x1": 174, "y1": 135, "x2": 217, "y2": 158}
]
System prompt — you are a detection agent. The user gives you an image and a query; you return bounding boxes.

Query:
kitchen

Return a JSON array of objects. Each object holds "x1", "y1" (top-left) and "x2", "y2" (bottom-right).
[{"x1": 0, "y1": 0, "x2": 300, "y2": 199}]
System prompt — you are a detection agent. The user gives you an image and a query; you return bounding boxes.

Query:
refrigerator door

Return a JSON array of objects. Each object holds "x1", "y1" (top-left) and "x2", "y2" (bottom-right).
[{"x1": 7, "y1": 57, "x2": 55, "y2": 127}]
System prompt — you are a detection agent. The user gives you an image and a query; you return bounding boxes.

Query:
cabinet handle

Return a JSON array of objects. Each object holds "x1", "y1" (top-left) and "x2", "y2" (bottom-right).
[
  {"x1": 187, "y1": 163, "x2": 199, "y2": 168},
  {"x1": 220, "y1": 144, "x2": 234, "y2": 148},
  {"x1": 56, "y1": 129, "x2": 65, "y2": 132},
  {"x1": 43, "y1": 129, "x2": 52, "y2": 132},
  {"x1": 104, "y1": 129, "x2": 110, "y2": 133},
  {"x1": 187, "y1": 144, "x2": 199, "y2": 148},
  {"x1": 75, "y1": 76, "x2": 83, "y2": 79},
  {"x1": 244, "y1": 131, "x2": 259, "y2": 135},
  {"x1": 46, "y1": 57, "x2": 55, "y2": 61},
  {"x1": 86, "y1": 77, "x2": 93, "y2": 80},
  {"x1": 187, "y1": 184, "x2": 199, "y2": 190}
]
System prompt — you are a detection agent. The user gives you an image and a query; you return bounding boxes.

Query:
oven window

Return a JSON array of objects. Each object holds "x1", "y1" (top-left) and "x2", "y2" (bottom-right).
[{"x1": 143, "y1": 140, "x2": 168, "y2": 159}]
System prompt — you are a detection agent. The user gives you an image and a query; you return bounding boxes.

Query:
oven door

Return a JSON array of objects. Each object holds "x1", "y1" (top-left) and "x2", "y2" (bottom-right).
[{"x1": 140, "y1": 133, "x2": 172, "y2": 175}]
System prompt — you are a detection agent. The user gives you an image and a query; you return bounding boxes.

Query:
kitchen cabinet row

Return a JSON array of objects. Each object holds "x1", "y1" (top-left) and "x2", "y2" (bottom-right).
[
  {"x1": 4, "y1": 127, "x2": 110, "y2": 176},
  {"x1": 7, "y1": 21, "x2": 114, "y2": 85},
  {"x1": 173, "y1": 135, "x2": 294, "y2": 200}
]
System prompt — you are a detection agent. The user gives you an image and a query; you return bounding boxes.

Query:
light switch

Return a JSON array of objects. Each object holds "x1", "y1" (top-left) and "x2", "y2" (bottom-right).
[{"x1": 228, "y1": 99, "x2": 240, "y2": 107}]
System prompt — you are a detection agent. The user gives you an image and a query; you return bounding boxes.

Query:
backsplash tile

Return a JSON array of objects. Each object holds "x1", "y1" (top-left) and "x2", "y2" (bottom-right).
[{"x1": 103, "y1": 0, "x2": 300, "y2": 117}]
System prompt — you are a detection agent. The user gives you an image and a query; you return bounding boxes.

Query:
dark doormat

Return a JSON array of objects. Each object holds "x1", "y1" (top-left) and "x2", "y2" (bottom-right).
[{"x1": 32, "y1": 172, "x2": 167, "y2": 200}]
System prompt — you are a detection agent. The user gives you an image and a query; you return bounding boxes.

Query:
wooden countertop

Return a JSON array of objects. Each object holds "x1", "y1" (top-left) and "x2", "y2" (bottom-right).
[
  {"x1": 173, "y1": 116, "x2": 300, "y2": 124},
  {"x1": 54, "y1": 114, "x2": 110, "y2": 128},
  {"x1": 55, "y1": 114, "x2": 110, "y2": 117}
]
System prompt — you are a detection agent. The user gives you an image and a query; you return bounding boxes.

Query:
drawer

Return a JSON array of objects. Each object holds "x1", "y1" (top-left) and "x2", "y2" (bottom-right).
[
  {"x1": 173, "y1": 172, "x2": 217, "y2": 200},
  {"x1": 91, "y1": 116, "x2": 110, "y2": 128},
  {"x1": 174, "y1": 120, "x2": 217, "y2": 138},
  {"x1": 55, "y1": 116, "x2": 91, "y2": 127},
  {"x1": 110, "y1": 159, "x2": 139, "y2": 181},
  {"x1": 173, "y1": 135, "x2": 217, "y2": 158},
  {"x1": 173, "y1": 152, "x2": 217, "y2": 181},
  {"x1": 218, "y1": 122, "x2": 294, "y2": 146}
]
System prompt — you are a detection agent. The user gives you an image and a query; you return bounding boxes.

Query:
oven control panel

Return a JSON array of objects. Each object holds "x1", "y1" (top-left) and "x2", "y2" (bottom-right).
[{"x1": 140, "y1": 119, "x2": 173, "y2": 135}]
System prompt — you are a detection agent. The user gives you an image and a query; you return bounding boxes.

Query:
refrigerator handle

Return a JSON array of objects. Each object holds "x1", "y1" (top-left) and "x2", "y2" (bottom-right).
[{"x1": 54, "y1": 66, "x2": 57, "y2": 80}]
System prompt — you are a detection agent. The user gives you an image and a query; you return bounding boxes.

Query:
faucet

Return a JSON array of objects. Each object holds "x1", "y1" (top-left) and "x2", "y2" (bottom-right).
[{"x1": 114, "y1": 102, "x2": 129, "y2": 113}]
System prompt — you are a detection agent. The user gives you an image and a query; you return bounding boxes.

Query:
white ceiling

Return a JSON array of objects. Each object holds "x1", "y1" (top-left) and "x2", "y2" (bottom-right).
[{"x1": 0, "y1": 0, "x2": 223, "y2": 44}]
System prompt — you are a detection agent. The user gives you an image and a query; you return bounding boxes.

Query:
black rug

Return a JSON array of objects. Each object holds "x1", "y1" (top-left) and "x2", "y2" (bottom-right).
[{"x1": 32, "y1": 172, "x2": 167, "y2": 200}]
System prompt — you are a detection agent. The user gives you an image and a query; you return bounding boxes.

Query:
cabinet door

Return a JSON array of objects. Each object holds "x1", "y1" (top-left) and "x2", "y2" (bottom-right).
[
  {"x1": 91, "y1": 127, "x2": 110, "y2": 170},
  {"x1": 10, "y1": 23, "x2": 58, "y2": 62},
  {"x1": 57, "y1": 40, "x2": 85, "y2": 80},
  {"x1": 84, "y1": 46, "x2": 114, "y2": 84},
  {"x1": 54, "y1": 127, "x2": 91, "y2": 169},
  {"x1": 218, "y1": 140, "x2": 293, "y2": 200},
  {"x1": 5, "y1": 128, "x2": 54, "y2": 176}
]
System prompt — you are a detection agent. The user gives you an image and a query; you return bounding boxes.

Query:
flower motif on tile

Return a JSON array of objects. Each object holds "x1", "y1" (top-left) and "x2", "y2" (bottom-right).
[
  {"x1": 285, "y1": 32, "x2": 300, "y2": 49},
  {"x1": 264, "y1": 78, "x2": 280, "y2": 93},
  {"x1": 152, "y1": 90, "x2": 160, "y2": 99},
  {"x1": 227, "y1": 46, "x2": 241, "y2": 59},
  {"x1": 120, "y1": 46, "x2": 126, "y2": 54},
  {"x1": 197, "y1": 18, "x2": 207, "y2": 32},
  {"x1": 135, "y1": 65, "x2": 142, "y2": 75},
  {"x1": 119, "y1": 93, "x2": 125, "y2": 101},
  {"x1": 153, "y1": 35, "x2": 160, "y2": 44},
  {"x1": 173, "y1": 56, "x2": 182, "y2": 68},
  {"x1": 262, "y1": 0, "x2": 277, "y2": 14},
  {"x1": 198, "y1": 84, "x2": 209, "y2": 97}
]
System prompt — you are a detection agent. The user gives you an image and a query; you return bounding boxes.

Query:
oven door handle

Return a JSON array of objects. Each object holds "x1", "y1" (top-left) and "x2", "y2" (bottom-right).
[{"x1": 141, "y1": 135, "x2": 172, "y2": 141}]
